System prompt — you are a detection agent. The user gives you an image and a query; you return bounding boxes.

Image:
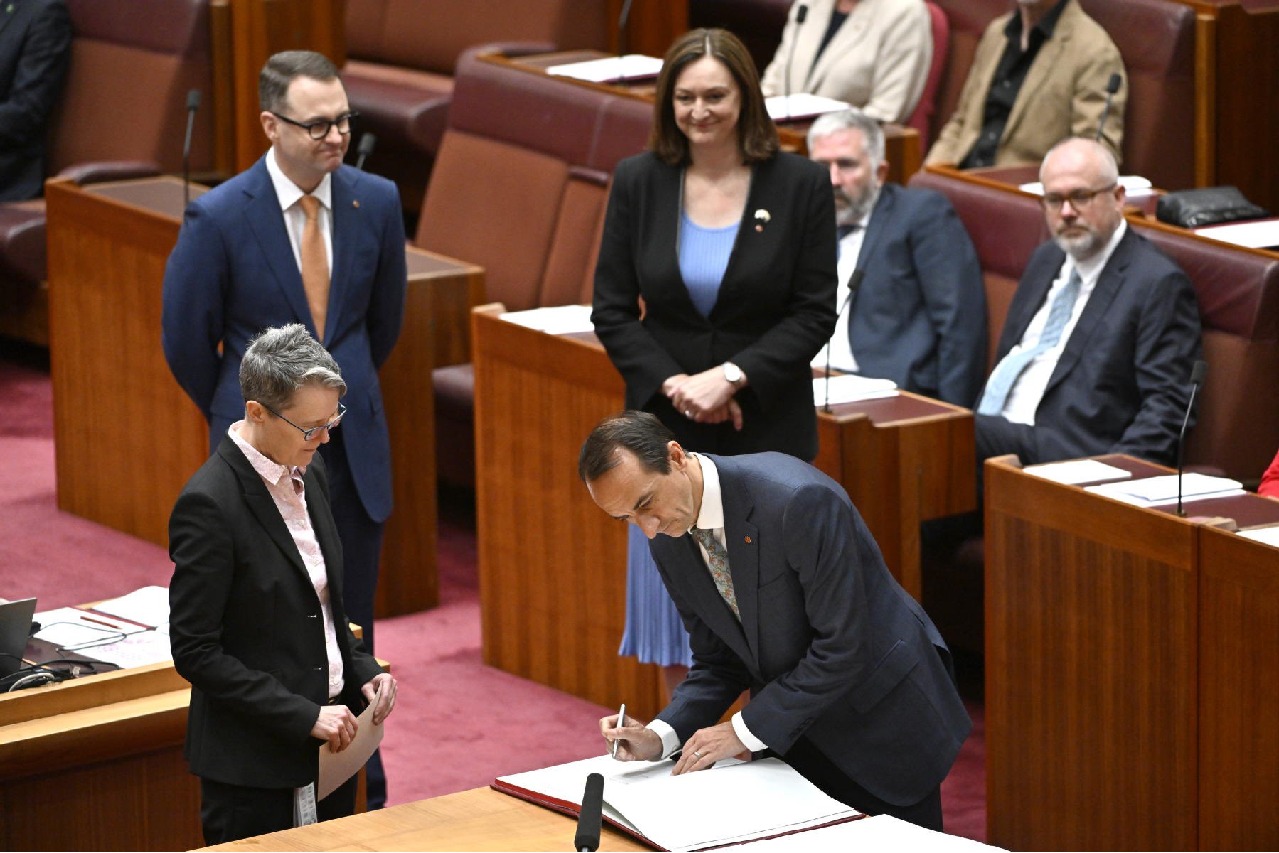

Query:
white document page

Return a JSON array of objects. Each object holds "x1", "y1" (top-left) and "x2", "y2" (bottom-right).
[
  {"x1": 317, "y1": 702, "x2": 385, "y2": 800},
  {"x1": 1023, "y1": 459, "x2": 1133, "y2": 486},
  {"x1": 766, "y1": 93, "x2": 850, "y2": 122},
  {"x1": 71, "y1": 630, "x2": 172, "y2": 668},
  {"x1": 1085, "y1": 473, "x2": 1244, "y2": 507},
  {"x1": 91, "y1": 585, "x2": 170, "y2": 627},
  {"x1": 729, "y1": 814, "x2": 1004, "y2": 851},
  {"x1": 502, "y1": 304, "x2": 594, "y2": 334},
  {"x1": 812, "y1": 373, "x2": 898, "y2": 406},
  {"x1": 1193, "y1": 219, "x2": 1279, "y2": 250},
  {"x1": 1240, "y1": 525, "x2": 1279, "y2": 548},
  {"x1": 34, "y1": 606, "x2": 147, "y2": 650},
  {"x1": 547, "y1": 54, "x2": 663, "y2": 82},
  {"x1": 498, "y1": 755, "x2": 859, "y2": 851}
]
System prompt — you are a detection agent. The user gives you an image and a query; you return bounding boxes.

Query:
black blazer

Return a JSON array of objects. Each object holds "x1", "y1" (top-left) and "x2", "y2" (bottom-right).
[
  {"x1": 848, "y1": 183, "x2": 987, "y2": 406},
  {"x1": 651, "y1": 453, "x2": 972, "y2": 807},
  {"x1": 976, "y1": 227, "x2": 1203, "y2": 465},
  {"x1": 168, "y1": 436, "x2": 383, "y2": 789},
  {"x1": 0, "y1": 0, "x2": 71, "y2": 201},
  {"x1": 592, "y1": 151, "x2": 837, "y2": 461}
]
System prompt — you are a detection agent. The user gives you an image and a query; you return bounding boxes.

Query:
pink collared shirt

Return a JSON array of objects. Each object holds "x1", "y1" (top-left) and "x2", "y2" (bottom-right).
[{"x1": 229, "y1": 422, "x2": 344, "y2": 700}]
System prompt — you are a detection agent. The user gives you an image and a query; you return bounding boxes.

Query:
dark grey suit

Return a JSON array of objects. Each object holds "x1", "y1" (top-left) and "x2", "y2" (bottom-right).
[
  {"x1": 650, "y1": 453, "x2": 971, "y2": 812},
  {"x1": 976, "y1": 227, "x2": 1203, "y2": 466},
  {"x1": 848, "y1": 182, "x2": 987, "y2": 407},
  {"x1": 0, "y1": 0, "x2": 71, "y2": 201}
]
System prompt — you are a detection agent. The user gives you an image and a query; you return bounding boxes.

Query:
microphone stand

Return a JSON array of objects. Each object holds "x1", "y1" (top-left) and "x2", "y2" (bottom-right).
[
  {"x1": 823, "y1": 268, "x2": 863, "y2": 413},
  {"x1": 182, "y1": 89, "x2": 201, "y2": 209},
  {"x1": 781, "y1": 4, "x2": 809, "y2": 121},
  {"x1": 1176, "y1": 360, "x2": 1208, "y2": 517},
  {"x1": 1095, "y1": 73, "x2": 1121, "y2": 143}
]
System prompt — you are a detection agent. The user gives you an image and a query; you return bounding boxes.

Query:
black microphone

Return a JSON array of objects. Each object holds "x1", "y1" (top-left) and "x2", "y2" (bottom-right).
[
  {"x1": 617, "y1": 0, "x2": 635, "y2": 56},
  {"x1": 823, "y1": 268, "x2": 864, "y2": 413},
  {"x1": 355, "y1": 132, "x2": 377, "y2": 170},
  {"x1": 574, "y1": 772, "x2": 605, "y2": 852},
  {"x1": 1176, "y1": 359, "x2": 1208, "y2": 517},
  {"x1": 1095, "y1": 73, "x2": 1121, "y2": 143},
  {"x1": 781, "y1": 3, "x2": 810, "y2": 119},
  {"x1": 182, "y1": 89, "x2": 201, "y2": 208}
]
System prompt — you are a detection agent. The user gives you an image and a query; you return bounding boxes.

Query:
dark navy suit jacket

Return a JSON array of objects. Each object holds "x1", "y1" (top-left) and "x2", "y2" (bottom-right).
[
  {"x1": 976, "y1": 227, "x2": 1203, "y2": 466},
  {"x1": 848, "y1": 183, "x2": 987, "y2": 406},
  {"x1": 160, "y1": 156, "x2": 406, "y2": 522},
  {"x1": 651, "y1": 453, "x2": 972, "y2": 807}
]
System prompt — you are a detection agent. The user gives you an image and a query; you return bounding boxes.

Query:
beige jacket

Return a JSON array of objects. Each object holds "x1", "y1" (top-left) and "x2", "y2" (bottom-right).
[
  {"x1": 761, "y1": 0, "x2": 933, "y2": 124},
  {"x1": 926, "y1": 0, "x2": 1125, "y2": 167}
]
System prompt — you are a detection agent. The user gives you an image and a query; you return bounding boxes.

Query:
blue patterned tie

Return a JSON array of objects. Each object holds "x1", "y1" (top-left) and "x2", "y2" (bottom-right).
[
  {"x1": 977, "y1": 268, "x2": 1083, "y2": 415},
  {"x1": 691, "y1": 528, "x2": 739, "y2": 619}
]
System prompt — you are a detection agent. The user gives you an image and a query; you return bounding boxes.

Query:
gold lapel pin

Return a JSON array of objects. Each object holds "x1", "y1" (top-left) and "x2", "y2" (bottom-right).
[{"x1": 352, "y1": 200, "x2": 360, "y2": 209}]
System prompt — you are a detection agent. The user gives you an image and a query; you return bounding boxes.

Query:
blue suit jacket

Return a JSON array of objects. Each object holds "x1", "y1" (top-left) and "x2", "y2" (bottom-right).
[
  {"x1": 976, "y1": 227, "x2": 1203, "y2": 466},
  {"x1": 849, "y1": 183, "x2": 987, "y2": 406},
  {"x1": 161, "y1": 156, "x2": 407, "y2": 521},
  {"x1": 651, "y1": 453, "x2": 971, "y2": 807}
]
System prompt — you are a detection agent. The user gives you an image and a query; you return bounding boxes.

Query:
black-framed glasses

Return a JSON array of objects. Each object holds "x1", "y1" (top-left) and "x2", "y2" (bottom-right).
[
  {"x1": 1040, "y1": 184, "x2": 1118, "y2": 211},
  {"x1": 263, "y1": 401, "x2": 347, "y2": 441},
  {"x1": 271, "y1": 111, "x2": 358, "y2": 141}
]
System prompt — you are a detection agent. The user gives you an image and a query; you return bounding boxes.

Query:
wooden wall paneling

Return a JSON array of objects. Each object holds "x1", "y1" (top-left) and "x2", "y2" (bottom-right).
[
  {"x1": 1197, "y1": 525, "x2": 1279, "y2": 850},
  {"x1": 606, "y1": 0, "x2": 689, "y2": 56},
  {"x1": 985, "y1": 457, "x2": 1198, "y2": 851}
]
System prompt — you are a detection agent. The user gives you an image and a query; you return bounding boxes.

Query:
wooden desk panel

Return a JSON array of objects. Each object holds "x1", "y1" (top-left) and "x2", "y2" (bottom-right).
[
  {"x1": 473, "y1": 307, "x2": 974, "y2": 721},
  {"x1": 0, "y1": 661, "x2": 199, "y2": 851},
  {"x1": 1198, "y1": 524, "x2": 1279, "y2": 851},
  {"x1": 202, "y1": 785, "x2": 649, "y2": 851},
  {"x1": 45, "y1": 177, "x2": 455, "y2": 616},
  {"x1": 985, "y1": 456, "x2": 1198, "y2": 851}
]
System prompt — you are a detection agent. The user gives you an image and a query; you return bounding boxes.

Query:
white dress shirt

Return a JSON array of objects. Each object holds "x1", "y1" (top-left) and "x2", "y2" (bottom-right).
[{"x1": 265, "y1": 147, "x2": 334, "y2": 280}]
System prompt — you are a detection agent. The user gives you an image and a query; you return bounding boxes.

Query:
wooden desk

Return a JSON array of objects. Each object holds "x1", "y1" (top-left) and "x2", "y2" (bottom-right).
[
  {"x1": 472, "y1": 306, "x2": 974, "y2": 721},
  {"x1": 0, "y1": 661, "x2": 199, "y2": 851},
  {"x1": 201, "y1": 785, "x2": 649, "y2": 852},
  {"x1": 985, "y1": 454, "x2": 1279, "y2": 851},
  {"x1": 482, "y1": 51, "x2": 923, "y2": 186},
  {"x1": 44, "y1": 176, "x2": 472, "y2": 616}
]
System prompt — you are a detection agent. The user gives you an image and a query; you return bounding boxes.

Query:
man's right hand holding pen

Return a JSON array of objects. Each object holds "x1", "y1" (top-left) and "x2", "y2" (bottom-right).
[{"x1": 599, "y1": 710, "x2": 661, "y2": 762}]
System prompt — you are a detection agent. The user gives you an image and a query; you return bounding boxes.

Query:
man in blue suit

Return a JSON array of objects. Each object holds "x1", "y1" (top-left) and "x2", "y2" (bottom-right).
[
  {"x1": 974, "y1": 137, "x2": 1202, "y2": 466},
  {"x1": 583, "y1": 411, "x2": 971, "y2": 831},
  {"x1": 162, "y1": 50, "x2": 405, "y2": 807},
  {"x1": 808, "y1": 109, "x2": 986, "y2": 407}
]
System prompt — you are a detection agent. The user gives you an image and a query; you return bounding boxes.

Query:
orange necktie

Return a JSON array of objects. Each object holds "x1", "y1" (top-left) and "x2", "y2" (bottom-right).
[{"x1": 298, "y1": 194, "x2": 329, "y2": 340}]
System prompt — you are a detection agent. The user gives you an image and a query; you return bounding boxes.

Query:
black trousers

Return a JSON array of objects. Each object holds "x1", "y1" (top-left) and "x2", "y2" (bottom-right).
[
  {"x1": 200, "y1": 773, "x2": 358, "y2": 845},
  {"x1": 317, "y1": 428, "x2": 389, "y2": 809},
  {"x1": 782, "y1": 737, "x2": 944, "y2": 832}
]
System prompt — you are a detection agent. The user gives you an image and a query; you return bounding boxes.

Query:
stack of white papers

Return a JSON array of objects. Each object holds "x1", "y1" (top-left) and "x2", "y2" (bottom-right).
[
  {"x1": 502, "y1": 304, "x2": 594, "y2": 334},
  {"x1": 547, "y1": 54, "x2": 663, "y2": 82},
  {"x1": 766, "y1": 93, "x2": 850, "y2": 123},
  {"x1": 1020, "y1": 175, "x2": 1153, "y2": 196},
  {"x1": 92, "y1": 585, "x2": 169, "y2": 627},
  {"x1": 1085, "y1": 473, "x2": 1244, "y2": 507},
  {"x1": 1239, "y1": 525, "x2": 1279, "y2": 548},
  {"x1": 1194, "y1": 219, "x2": 1279, "y2": 251},
  {"x1": 813, "y1": 373, "x2": 898, "y2": 406},
  {"x1": 1023, "y1": 459, "x2": 1133, "y2": 486},
  {"x1": 496, "y1": 754, "x2": 860, "y2": 851}
]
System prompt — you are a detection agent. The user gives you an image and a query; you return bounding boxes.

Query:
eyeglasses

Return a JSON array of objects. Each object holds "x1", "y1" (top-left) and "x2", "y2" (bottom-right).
[
  {"x1": 271, "y1": 111, "x2": 358, "y2": 141},
  {"x1": 263, "y1": 401, "x2": 347, "y2": 441},
  {"x1": 1040, "y1": 184, "x2": 1118, "y2": 211}
]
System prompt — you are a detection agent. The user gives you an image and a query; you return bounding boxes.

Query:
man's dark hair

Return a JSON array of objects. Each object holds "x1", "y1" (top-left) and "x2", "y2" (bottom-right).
[
  {"x1": 578, "y1": 411, "x2": 676, "y2": 482},
  {"x1": 649, "y1": 28, "x2": 778, "y2": 166},
  {"x1": 259, "y1": 50, "x2": 340, "y2": 113}
]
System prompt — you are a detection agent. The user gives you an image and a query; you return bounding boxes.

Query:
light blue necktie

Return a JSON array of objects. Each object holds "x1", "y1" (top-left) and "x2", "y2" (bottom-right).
[{"x1": 977, "y1": 268, "x2": 1083, "y2": 416}]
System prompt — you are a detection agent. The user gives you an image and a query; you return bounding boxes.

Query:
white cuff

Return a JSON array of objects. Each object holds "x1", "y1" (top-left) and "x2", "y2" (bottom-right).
[
  {"x1": 648, "y1": 719, "x2": 682, "y2": 759},
  {"x1": 731, "y1": 711, "x2": 768, "y2": 753}
]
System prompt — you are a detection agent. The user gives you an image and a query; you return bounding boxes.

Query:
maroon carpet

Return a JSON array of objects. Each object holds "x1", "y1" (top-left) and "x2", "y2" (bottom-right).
[{"x1": 0, "y1": 344, "x2": 986, "y2": 842}]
